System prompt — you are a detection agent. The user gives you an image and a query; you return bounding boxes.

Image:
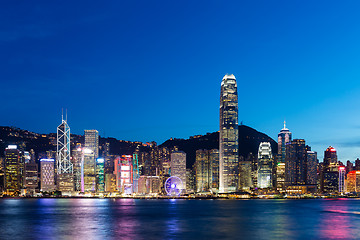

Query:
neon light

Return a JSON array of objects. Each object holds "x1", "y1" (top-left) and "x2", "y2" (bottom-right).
[
  {"x1": 96, "y1": 158, "x2": 104, "y2": 163},
  {"x1": 40, "y1": 159, "x2": 55, "y2": 162},
  {"x1": 7, "y1": 145, "x2": 17, "y2": 149},
  {"x1": 83, "y1": 148, "x2": 92, "y2": 154}
]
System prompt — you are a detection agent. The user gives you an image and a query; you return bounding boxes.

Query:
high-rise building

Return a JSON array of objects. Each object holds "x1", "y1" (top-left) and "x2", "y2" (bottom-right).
[
  {"x1": 4, "y1": 145, "x2": 23, "y2": 196},
  {"x1": 57, "y1": 114, "x2": 74, "y2": 191},
  {"x1": 132, "y1": 152, "x2": 140, "y2": 193},
  {"x1": 276, "y1": 122, "x2": 292, "y2": 192},
  {"x1": 239, "y1": 161, "x2": 252, "y2": 190},
  {"x1": 105, "y1": 173, "x2": 117, "y2": 193},
  {"x1": 170, "y1": 151, "x2": 186, "y2": 191},
  {"x1": 138, "y1": 176, "x2": 161, "y2": 195},
  {"x1": 257, "y1": 142, "x2": 273, "y2": 189},
  {"x1": 195, "y1": 150, "x2": 211, "y2": 192},
  {"x1": 96, "y1": 158, "x2": 105, "y2": 192},
  {"x1": 285, "y1": 139, "x2": 307, "y2": 186},
  {"x1": 219, "y1": 74, "x2": 239, "y2": 193},
  {"x1": 321, "y1": 147, "x2": 339, "y2": 193},
  {"x1": 40, "y1": 159, "x2": 56, "y2": 192},
  {"x1": 210, "y1": 149, "x2": 219, "y2": 192},
  {"x1": 72, "y1": 146, "x2": 83, "y2": 191},
  {"x1": 85, "y1": 130, "x2": 99, "y2": 159},
  {"x1": 83, "y1": 148, "x2": 96, "y2": 192},
  {"x1": 24, "y1": 161, "x2": 38, "y2": 193},
  {"x1": 338, "y1": 166, "x2": 346, "y2": 193},
  {"x1": 114, "y1": 155, "x2": 133, "y2": 194},
  {"x1": 186, "y1": 168, "x2": 196, "y2": 193},
  {"x1": 306, "y1": 151, "x2": 318, "y2": 185},
  {"x1": 323, "y1": 146, "x2": 337, "y2": 167},
  {"x1": 346, "y1": 170, "x2": 360, "y2": 193}
]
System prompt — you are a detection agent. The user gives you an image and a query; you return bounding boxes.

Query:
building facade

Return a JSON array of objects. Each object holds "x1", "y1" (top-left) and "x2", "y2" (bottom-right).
[
  {"x1": 85, "y1": 130, "x2": 99, "y2": 159},
  {"x1": 170, "y1": 151, "x2": 186, "y2": 191},
  {"x1": 4, "y1": 145, "x2": 23, "y2": 196},
  {"x1": 276, "y1": 122, "x2": 292, "y2": 192},
  {"x1": 219, "y1": 74, "x2": 239, "y2": 193},
  {"x1": 40, "y1": 159, "x2": 56, "y2": 192},
  {"x1": 257, "y1": 142, "x2": 273, "y2": 189}
]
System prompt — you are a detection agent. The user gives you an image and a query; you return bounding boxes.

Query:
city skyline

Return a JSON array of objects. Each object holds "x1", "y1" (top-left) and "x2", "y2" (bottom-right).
[{"x1": 2, "y1": 1, "x2": 360, "y2": 163}]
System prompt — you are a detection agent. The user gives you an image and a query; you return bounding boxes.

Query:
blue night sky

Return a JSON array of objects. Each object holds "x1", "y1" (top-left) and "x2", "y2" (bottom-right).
[{"x1": 1, "y1": 1, "x2": 360, "y2": 162}]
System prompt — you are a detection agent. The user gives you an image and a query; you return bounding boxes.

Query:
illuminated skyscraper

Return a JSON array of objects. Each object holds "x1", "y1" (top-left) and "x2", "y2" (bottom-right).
[
  {"x1": 57, "y1": 114, "x2": 74, "y2": 191},
  {"x1": 285, "y1": 139, "x2": 307, "y2": 186},
  {"x1": 219, "y1": 74, "x2": 239, "y2": 193},
  {"x1": 323, "y1": 146, "x2": 337, "y2": 167},
  {"x1": 321, "y1": 146, "x2": 339, "y2": 193},
  {"x1": 72, "y1": 146, "x2": 83, "y2": 191},
  {"x1": 85, "y1": 130, "x2": 99, "y2": 159},
  {"x1": 195, "y1": 150, "x2": 211, "y2": 192},
  {"x1": 4, "y1": 145, "x2": 23, "y2": 196},
  {"x1": 346, "y1": 170, "x2": 360, "y2": 193},
  {"x1": 276, "y1": 122, "x2": 292, "y2": 192},
  {"x1": 82, "y1": 148, "x2": 96, "y2": 192},
  {"x1": 306, "y1": 151, "x2": 318, "y2": 185},
  {"x1": 170, "y1": 151, "x2": 186, "y2": 192},
  {"x1": 338, "y1": 166, "x2": 346, "y2": 193},
  {"x1": 210, "y1": 149, "x2": 219, "y2": 192},
  {"x1": 24, "y1": 160, "x2": 38, "y2": 194},
  {"x1": 40, "y1": 159, "x2": 56, "y2": 192},
  {"x1": 96, "y1": 158, "x2": 105, "y2": 192},
  {"x1": 114, "y1": 155, "x2": 133, "y2": 194},
  {"x1": 257, "y1": 142, "x2": 273, "y2": 189}
]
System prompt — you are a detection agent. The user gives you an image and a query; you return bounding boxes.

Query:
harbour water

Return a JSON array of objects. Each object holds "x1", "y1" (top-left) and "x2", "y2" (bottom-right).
[{"x1": 0, "y1": 198, "x2": 359, "y2": 239}]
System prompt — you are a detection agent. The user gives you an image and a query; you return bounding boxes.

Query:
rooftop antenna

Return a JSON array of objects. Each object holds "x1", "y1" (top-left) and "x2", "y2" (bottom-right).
[
  {"x1": 62, "y1": 108, "x2": 64, "y2": 121},
  {"x1": 284, "y1": 120, "x2": 286, "y2": 129}
]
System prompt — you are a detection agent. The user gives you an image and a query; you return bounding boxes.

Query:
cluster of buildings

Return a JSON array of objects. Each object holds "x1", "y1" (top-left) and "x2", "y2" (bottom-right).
[{"x1": 1, "y1": 74, "x2": 360, "y2": 198}]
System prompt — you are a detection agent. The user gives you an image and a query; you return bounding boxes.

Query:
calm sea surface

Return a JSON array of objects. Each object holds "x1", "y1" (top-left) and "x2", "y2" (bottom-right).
[{"x1": 0, "y1": 198, "x2": 359, "y2": 239}]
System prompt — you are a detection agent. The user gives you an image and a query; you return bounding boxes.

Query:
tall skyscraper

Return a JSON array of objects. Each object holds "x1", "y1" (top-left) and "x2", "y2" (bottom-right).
[
  {"x1": 321, "y1": 147, "x2": 339, "y2": 193},
  {"x1": 195, "y1": 149, "x2": 211, "y2": 192},
  {"x1": 277, "y1": 121, "x2": 292, "y2": 163},
  {"x1": 82, "y1": 148, "x2": 96, "y2": 192},
  {"x1": 306, "y1": 151, "x2": 318, "y2": 185},
  {"x1": 219, "y1": 74, "x2": 239, "y2": 193},
  {"x1": 276, "y1": 122, "x2": 292, "y2": 192},
  {"x1": 338, "y1": 166, "x2": 346, "y2": 193},
  {"x1": 285, "y1": 139, "x2": 307, "y2": 186},
  {"x1": 40, "y1": 159, "x2": 56, "y2": 192},
  {"x1": 114, "y1": 155, "x2": 133, "y2": 194},
  {"x1": 257, "y1": 142, "x2": 273, "y2": 189},
  {"x1": 57, "y1": 114, "x2": 74, "y2": 191},
  {"x1": 323, "y1": 146, "x2": 337, "y2": 167},
  {"x1": 170, "y1": 151, "x2": 186, "y2": 191},
  {"x1": 346, "y1": 170, "x2": 360, "y2": 193},
  {"x1": 24, "y1": 160, "x2": 38, "y2": 194},
  {"x1": 4, "y1": 145, "x2": 23, "y2": 196},
  {"x1": 85, "y1": 130, "x2": 99, "y2": 159},
  {"x1": 96, "y1": 158, "x2": 105, "y2": 192},
  {"x1": 210, "y1": 149, "x2": 219, "y2": 192}
]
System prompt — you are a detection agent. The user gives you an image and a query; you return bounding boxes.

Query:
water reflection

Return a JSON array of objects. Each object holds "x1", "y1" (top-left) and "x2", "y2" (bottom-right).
[
  {"x1": 318, "y1": 199, "x2": 353, "y2": 239},
  {"x1": 1, "y1": 199, "x2": 360, "y2": 239}
]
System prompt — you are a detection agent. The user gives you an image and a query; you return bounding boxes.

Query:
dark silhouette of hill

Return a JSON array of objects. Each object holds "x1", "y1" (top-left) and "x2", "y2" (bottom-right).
[{"x1": 160, "y1": 125, "x2": 278, "y2": 168}]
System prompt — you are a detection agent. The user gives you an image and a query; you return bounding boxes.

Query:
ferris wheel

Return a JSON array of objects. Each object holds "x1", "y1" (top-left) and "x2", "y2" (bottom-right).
[{"x1": 165, "y1": 176, "x2": 183, "y2": 196}]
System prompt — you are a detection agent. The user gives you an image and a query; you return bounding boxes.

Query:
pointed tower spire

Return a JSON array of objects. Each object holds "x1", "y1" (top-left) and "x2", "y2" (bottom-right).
[{"x1": 284, "y1": 120, "x2": 286, "y2": 129}]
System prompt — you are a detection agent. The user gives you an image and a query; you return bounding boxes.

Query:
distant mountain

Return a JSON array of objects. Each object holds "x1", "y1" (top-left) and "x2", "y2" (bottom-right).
[{"x1": 160, "y1": 125, "x2": 278, "y2": 168}]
